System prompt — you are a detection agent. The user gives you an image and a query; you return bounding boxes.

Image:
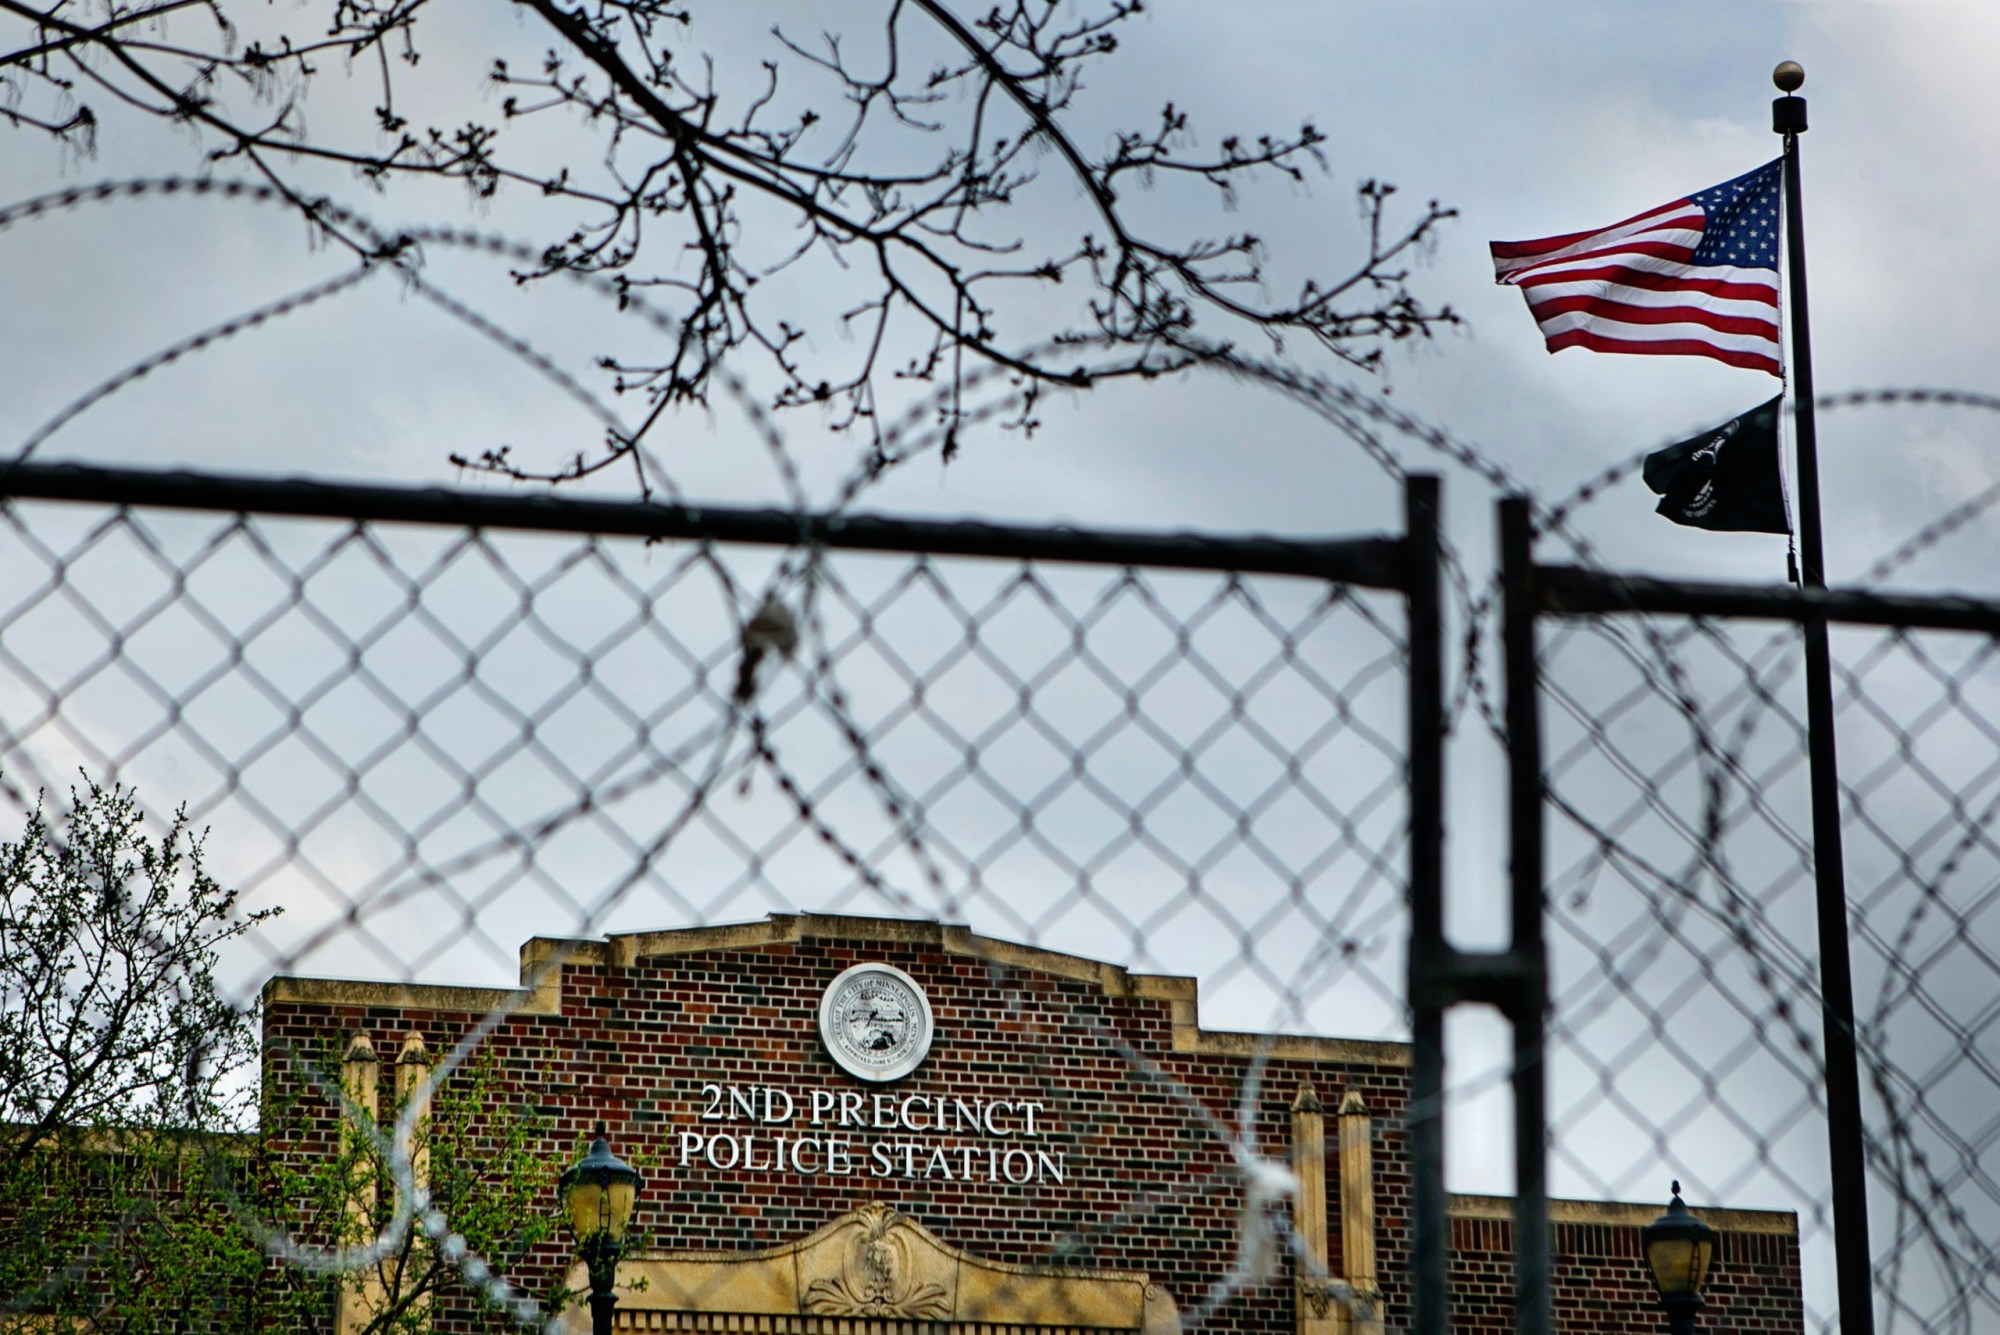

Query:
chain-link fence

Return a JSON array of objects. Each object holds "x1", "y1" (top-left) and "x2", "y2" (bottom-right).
[
  {"x1": 0, "y1": 459, "x2": 1444, "y2": 1333},
  {"x1": 1524, "y1": 527, "x2": 2000, "y2": 1335},
  {"x1": 7, "y1": 151, "x2": 2000, "y2": 1328},
  {"x1": 16, "y1": 426, "x2": 2000, "y2": 1335}
]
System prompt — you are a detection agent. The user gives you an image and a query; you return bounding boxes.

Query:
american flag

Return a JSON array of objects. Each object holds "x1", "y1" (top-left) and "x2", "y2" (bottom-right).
[{"x1": 1490, "y1": 160, "x2": 1783, "y2": 376}]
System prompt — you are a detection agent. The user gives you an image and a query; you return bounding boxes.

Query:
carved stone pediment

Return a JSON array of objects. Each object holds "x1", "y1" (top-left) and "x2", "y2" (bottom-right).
[
  {"x1": 800, "y1": 1202, "x2": 955, "y2": 1318},
  {"x1": 560, "y1": 1202, "x2": 1181, "y2": 1335}
]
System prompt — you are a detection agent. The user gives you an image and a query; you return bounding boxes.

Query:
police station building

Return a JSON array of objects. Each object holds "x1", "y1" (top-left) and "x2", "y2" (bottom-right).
[{"x1": 262, "y1": 914, "x2": 1807, "y2": 1333}]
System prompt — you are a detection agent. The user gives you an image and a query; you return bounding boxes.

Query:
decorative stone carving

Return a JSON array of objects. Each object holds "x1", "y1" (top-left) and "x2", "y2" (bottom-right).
[
  {"x1": 561, "y1": 1203, "x2": 1181, "y2": 1335},
  {"x1": 802, "y1": 1203, "x2": 954, "y2": 1318},
  {"x1": 1298, "y1": 1280, "x2": 1339, "y2": 1320}
]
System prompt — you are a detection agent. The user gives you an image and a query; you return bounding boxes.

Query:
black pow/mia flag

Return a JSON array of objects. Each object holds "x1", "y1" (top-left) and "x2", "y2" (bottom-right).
[{"x1": 1642, "y1": 395, "x2": 1790, "y2": 534}]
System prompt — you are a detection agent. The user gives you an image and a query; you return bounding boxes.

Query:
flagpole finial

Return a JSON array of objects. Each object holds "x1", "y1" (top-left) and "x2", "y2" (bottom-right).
[{"x1": 1772, "y1": 62, "x2": 1807, "y2": 134}]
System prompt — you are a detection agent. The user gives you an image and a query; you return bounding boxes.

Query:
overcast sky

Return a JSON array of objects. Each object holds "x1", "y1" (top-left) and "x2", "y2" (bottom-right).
[
  {"x1": 8, "y1": 1, "x2": 1999, "y2": 578},
  {"x1": 6, "y1": 4, "x2": 1998, "y2": 1327}
]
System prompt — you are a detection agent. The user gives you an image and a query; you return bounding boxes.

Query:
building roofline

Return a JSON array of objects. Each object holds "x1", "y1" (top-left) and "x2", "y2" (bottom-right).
[
  {"x1": 262, "y1": 911, "x2": 1412, "y2": 1067},
  {"x1": 2, "y1": 1120, "x2": 257, "y2": 1154},
  {"x1": 1448, "y1": 1192, "x2": 1798, "y2": 1236}
]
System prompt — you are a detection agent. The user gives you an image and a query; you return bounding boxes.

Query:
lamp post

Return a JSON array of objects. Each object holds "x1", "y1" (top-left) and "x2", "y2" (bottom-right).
[
  {"x1": 559, "y1": 1122, "x2": 644, "y2": 1335},
  {"x1": 1641, "y1": 1181, "x2": 1718, "y2": 1335}
]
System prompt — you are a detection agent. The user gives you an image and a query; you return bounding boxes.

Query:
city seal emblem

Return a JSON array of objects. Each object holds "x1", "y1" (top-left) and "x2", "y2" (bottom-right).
[{"x1": 818, "y1": 962, "x2": 934, "y2": 1083}]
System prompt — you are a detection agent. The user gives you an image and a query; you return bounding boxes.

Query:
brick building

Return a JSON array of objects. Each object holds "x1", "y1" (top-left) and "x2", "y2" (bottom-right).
[{"x1": 261, "y1": 914, "x2": 1805, "y2": 1333}]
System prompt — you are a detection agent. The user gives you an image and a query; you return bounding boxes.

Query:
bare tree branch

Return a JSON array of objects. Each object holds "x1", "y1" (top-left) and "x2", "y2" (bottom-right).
[{"x1": 0, "y1": 0, "x2": 1458, "y2": 478}]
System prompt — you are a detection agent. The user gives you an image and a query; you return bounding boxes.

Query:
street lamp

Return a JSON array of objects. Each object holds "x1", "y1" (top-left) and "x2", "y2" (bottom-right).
[
  {"x1": 1641, "y1": 1180, "x2": 1718, "y2": 1335},
  {"x1": 559, "y1": 1122, "x2": 644, "y2": 1335}
]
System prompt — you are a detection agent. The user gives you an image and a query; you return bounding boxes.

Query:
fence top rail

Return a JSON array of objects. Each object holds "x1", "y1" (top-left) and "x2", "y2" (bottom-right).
[
  {"x1": 1537, "y1": 563, "x2": 2000, "y2": 635},
  {"x1": 0, "y1": 460, "x2": 1412, "y2": 588}
]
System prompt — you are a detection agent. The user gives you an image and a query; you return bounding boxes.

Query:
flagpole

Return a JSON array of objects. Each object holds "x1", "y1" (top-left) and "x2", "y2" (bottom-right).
[{"x1": 1774, "y1": 60, "x2": 1875, "y2": 1335}]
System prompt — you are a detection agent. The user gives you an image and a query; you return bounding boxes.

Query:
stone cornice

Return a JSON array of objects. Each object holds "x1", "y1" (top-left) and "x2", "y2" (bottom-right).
[
  {"x1": 261, "y1": 972, "x2": 566, "y2": 1017},
  {"x1": 1, "y1": 1121, "x2": 256, "y2": 1154},
  {"x1": 261, "y1": 912, "x2": 1413, "y2": 1067},
  {"x1": 1448, "y1": 1193, "x2": 1798, "y2": 1235}
]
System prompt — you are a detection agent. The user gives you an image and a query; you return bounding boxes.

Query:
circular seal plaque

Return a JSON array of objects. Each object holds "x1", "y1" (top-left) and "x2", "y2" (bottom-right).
[{"x1": 818, "y1": 962, "x2": 934, "y2": 1083}]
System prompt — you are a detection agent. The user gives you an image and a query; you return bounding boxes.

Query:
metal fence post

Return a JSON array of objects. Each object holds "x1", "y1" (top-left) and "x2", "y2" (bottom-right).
[
  {"x1": 1404, "y1": 474, "x2": 1448, "y2": 1335},
  {"x1": 1500, "y1": 495, "x2": 1550, "y2": 1335}
]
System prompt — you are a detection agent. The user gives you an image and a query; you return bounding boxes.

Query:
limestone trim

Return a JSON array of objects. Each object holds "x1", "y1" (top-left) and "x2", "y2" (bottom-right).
[
  {"x1": 1333, "y1": 1090, "x2": 1380, "y2": 1334},
  {"x1": 608, "y1": 1317, "x2": 1127, "y2": 1335},
  {"x1": 606, "y1": 917, "x2": 801, "y2": 966},
  {"x1": 558, "y1": 1203, "x2": 1181, "y2": 1335},
  {"x1": 263, "y1": 914, "x2": 1412, "y2": 1067},
  {"x1": 262, "y1": 973, "x2": 565, "y2": 1018},
  {"x1": 1289, "y1": 1084, "x2": 1337, "y2": 1335},
  {"x1": 335, "y1": 1035, "x2": 381, "y2": 1335},
  {"x1": 1447, "y1": 1194, "x2": 1798, "y2": 1235},
  {"x1": 0, "y1": 1122, "x2": 253, "y2": 1155},
  {"x1": 335, "y1": 1030, "x2": 435, "y2": 1335}
]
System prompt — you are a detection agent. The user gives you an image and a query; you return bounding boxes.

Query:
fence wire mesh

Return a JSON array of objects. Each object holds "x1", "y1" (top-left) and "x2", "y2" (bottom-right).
[
  {"x1": 0, "y1": 479, "x2": 1419, "y2": 1333},
  {"x1": 4, "y1": 172, "x2": 2000, "y2": 1335},
  {"x1": 0, "y1": 493, "x2": 1415, "y2": 1015},
  {"x1": 17, "y1": 440, "x2": 2000, "y2": 1335},
  {"x1": 1522, "y1": 555, "x2": 2000, "y2": 1335}
]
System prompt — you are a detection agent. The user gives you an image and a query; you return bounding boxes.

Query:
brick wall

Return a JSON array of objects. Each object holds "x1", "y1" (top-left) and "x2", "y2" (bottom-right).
[
  {"x1": 1446, "y1": 1205, "x2": 1804, "y2": 1332},
  {"x1": 261, "y1": 915, "x2": 1801, "y2": 1334}
]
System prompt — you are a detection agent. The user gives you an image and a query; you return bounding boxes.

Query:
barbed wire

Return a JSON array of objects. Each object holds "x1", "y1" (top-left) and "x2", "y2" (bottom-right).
[{"x1": 9, "y1": 173, "x2": 2000, "y2": 1334}]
